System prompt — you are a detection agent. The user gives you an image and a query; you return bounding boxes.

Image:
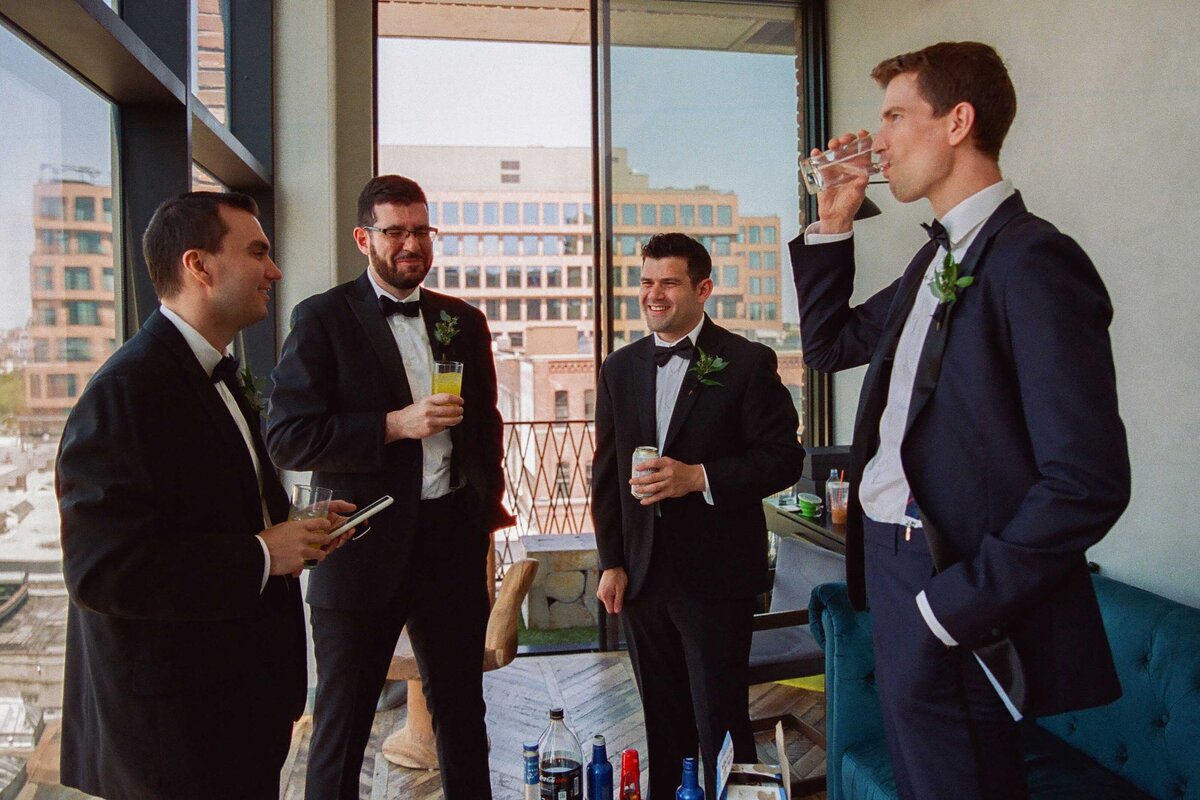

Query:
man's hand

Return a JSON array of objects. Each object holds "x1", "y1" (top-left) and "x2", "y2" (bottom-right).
[
  {"x1": 815, "y1": 129, "x2": 871, "y2": 234},
  {"x1": 385, "y1": 394, "x2": 464, "y2": 442},
  {"x1": 260, "y1": 517, "x2": 331, "y2": 576},
  {"x1": 596, "y1": 567, "x2": 629, "y2": 615},
  {"x1": 629, "y1": 456, "x2": 706, "y2": 505},
  {"x1": 324, "y1": 499, "x2": 357, "y2": 553}
]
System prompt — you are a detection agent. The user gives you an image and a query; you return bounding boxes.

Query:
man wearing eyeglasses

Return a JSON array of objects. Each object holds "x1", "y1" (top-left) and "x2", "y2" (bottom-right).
[{"x1": 267, "y1": 175, "x2": 513, "y2": 799}]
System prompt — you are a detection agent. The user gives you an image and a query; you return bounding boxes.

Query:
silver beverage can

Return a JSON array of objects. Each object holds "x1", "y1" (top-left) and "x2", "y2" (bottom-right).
[{"x1": 631, "y1": 446, "x2": 658, "y2": 499}]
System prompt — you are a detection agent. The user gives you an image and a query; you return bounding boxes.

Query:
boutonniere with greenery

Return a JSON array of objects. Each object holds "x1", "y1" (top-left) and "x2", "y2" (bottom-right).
[
  {"x1": 688, "y1": 348, "x2": 728, "y2": 392},
  {"x1": 433, "y1": 310, "x2": 460, "y2": 350},
  {"x1": 928, "y1": 251, "x2": 973, "y2": 329},
  {"x1": 238, "y1": 363, "x2": 266, "y2": 416}
]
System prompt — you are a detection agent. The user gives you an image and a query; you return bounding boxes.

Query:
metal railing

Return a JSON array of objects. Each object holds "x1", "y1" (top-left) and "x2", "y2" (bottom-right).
[{"x1": 495, "y1": 419, "x2": 595, "y2": 577}]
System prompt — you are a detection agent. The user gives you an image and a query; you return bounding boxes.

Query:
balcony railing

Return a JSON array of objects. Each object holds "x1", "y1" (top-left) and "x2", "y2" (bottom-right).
[{"x1": 495, "y1": 419, "x2": 594, "y2": 577}]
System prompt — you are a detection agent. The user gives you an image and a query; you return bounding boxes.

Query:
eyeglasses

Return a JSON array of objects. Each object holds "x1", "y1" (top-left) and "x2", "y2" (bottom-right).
[{"x1": 362, "y1": 225, "x2": 439, "y2": 242}]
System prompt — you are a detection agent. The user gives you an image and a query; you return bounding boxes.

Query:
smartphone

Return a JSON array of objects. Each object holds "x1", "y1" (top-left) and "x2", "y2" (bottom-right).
[{"x1": 324, "y1": 495, "x2": 394, "y2": 542}]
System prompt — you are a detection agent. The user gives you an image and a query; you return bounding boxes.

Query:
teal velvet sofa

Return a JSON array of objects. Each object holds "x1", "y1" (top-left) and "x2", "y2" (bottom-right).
[{"x1": 810, "y1": 575, "x2": 1200, "y2": 800}]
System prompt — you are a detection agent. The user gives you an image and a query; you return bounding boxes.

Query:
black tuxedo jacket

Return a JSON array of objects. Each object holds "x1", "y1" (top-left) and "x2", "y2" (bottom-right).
[
  {"x1": 56, "y1": 310, "x2": 306, "y2": 798},
  {"x1": 266, "y1": 274, "x2": 512, "y2": 610},
  {"x1": 789, "y1": 192, "x2": 1130, "y2": 716},
  {"x1": 591, "y1": 318, "x2": 804, "y2": 601}
]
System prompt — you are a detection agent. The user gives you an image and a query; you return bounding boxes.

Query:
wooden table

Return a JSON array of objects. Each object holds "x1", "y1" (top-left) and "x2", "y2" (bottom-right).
[{"x1": 762, "y1": 498, "x2": 847, "y2": 554}]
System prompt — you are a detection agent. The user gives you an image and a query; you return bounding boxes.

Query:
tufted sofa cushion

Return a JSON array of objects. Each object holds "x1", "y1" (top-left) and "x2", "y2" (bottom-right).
[
  {"x1": 812, "y1": 575, "x2": 1200, "y2": 800},
  {"x1": 1038, "y1": 576, "x2": 1200, "y2": 800}
]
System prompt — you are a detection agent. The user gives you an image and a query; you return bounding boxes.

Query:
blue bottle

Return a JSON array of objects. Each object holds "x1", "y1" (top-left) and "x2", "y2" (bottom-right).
[
  {"x1": 523, "y1": 741, "x2": 539, "y2": 800},
  {"x1": 676, "y1": 756, "x2": 704, "y2": 800},
  {"x1": 586, "y1": 735, "x2": 613, "y2": 800}
]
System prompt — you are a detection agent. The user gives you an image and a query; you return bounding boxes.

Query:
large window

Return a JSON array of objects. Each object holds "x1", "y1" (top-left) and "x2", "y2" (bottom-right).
[{"x1": 0, "y1": 0, "x2": 275, "y2": 786}]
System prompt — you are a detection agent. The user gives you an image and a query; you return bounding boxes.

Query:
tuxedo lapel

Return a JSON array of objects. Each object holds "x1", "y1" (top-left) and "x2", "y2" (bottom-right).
[
  {"x1": 904, "y1": 193, "x2": 1027, "y2": 436},
  {"x1": 661, "y1": 319, "x2": 717, "y2": 454},
  {"x1": 346, "y1": 274, "x2": 415, "y2": 410},
  {"x1": 850, "y1": 242, "x2": 939, "y2": 461},
  {"x1": 142, "y1": 312, "x2": 266, "y2": 516},
  {"x1": 418, "y1": 290, "x2": 447, "y2": 362},
  {"x1": 632, "y1": 339, "x2": 658, "y2": 449}
]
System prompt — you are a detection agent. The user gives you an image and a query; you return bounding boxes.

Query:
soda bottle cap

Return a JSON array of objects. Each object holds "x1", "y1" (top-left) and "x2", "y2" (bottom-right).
[
  {"x1": 549, "y1": 707, "x2": 564, "y2": 719},
  {"x1": 593, "y1": 735, "x2": 605, "y2": 745},
  {"x1": 523, "y1": 741, "x2": 539, "y2": 751}
]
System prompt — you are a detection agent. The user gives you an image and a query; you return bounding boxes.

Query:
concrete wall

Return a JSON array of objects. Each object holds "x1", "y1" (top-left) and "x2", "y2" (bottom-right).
[{"x1": 824, "y1": 1, "x2": 1200, "y2": 606}]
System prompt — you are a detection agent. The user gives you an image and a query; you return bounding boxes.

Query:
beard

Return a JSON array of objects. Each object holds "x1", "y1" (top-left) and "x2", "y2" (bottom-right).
[{"x1": 368, "y1": 240, "x2": 431, "y2": 294}]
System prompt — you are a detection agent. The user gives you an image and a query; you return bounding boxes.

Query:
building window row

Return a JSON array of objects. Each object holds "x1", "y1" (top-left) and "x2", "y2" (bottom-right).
[
  {"x1": 617, "y1": 203, "x2": 735, "y2": 229},
  {"x1": 439, "y1": 234, "x2": 595, "y2": 257},
  {"x1": 431, "y1": 201, "x2": 594, "y2": 227},
  {"x1": 739, "y1": 224, "x2": 778, "y2": 245},
  {"x1": 36, "y1": 230, "x2": 110, "y2": 255},
  {"x1": 429, "y1": 264, "x2": 591, "y2": 290}
]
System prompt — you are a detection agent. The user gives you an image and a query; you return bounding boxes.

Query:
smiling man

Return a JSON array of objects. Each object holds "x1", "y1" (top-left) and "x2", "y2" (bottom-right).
[
  {"x1": 267, "y1": 174, "x2": 512, "y2": 800},
  {"x1": 789, "y1": 42, "x2": 1129, "y2": 799},
  {"x1": 56, "y1": 192, "x2": 341, "y2": 799},
  {"x1": 591, "y1": 232, "x2": 803, "y2": 798}
]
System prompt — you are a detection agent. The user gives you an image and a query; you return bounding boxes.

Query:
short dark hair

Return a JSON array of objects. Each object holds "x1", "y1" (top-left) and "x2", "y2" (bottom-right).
[
  {"x1": 142, "y1": 191, "x2": 258, "y2": 299},
  {"x1": 357, "y1": 175, "x2": 428, "y2": 226},
  {"x1": 871, "y1": 41, "x2": 1016, "y2": 160},
  {"x1": 640, "y1": 232, "x2": 712, "y2": 284}
]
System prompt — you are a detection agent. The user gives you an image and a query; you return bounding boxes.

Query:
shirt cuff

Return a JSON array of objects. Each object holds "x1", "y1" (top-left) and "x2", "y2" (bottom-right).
[
  {"x1": 701, "y1": 465, "x2": 714, "y2": 505},
  {"x1": 255, "y1": 534, "x2": 271, "y2": 593},
  {"x1": 916, "y1": 590, "x2": 957, "y2": 647},
  {"x1": 803, "y1": 221, "x2": 854, "y2": 245}
]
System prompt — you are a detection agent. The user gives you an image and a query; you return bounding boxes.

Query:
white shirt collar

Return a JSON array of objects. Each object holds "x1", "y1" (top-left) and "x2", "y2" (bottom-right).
[
  {"x1": 158, "y1": 305, "x2": 229, "y2": 377},
  {"x1": 366, "y1": 268, "x2": 422, "y2": 305},
  {"x1": 653, "y1": 315, "x2": 707, "y2": 349},
  {"x1": 939, "y1": 179, "x2": 1015, "y2": 250}
]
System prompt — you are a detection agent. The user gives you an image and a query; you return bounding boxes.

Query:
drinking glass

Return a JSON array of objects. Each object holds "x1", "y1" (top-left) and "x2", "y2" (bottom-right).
[
  {"x1": 290, "y1": 484, "x2": 332, "y2": 568},
  {"x1": 432, "y1": 361, "x2": 464, "y2": 396},
  {"x1": 800, "y1": 135, "x2": 881, "y2": 195},
  {"x1": 825, "y1": 479, "x2": 850, "y2": 526}
]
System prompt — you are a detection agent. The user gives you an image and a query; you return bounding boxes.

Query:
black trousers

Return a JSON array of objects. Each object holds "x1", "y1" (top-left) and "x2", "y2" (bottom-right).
[
  {"x1": 621, "y1": 558, "x2": 756, "y2": 800},
  {"x1": 305, "y1": 492, "x2": 492, "y2": 800},
  {"x1": 863, "y1": 516, "x2": 1027, "y2": 800}
]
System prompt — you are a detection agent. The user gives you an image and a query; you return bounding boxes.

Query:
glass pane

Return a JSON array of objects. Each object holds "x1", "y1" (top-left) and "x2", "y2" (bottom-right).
[
  {"x1": 192, "y1": 0, "x2": 230, "y2": 124},
  {"x1": 377, "y1": 10, "x2": 597, "y2": 634},
  {"x1": 192, "y1": 161, "x2": 227, "y2": 191},
  {"x1": 610, "y1": 0, "x2": 805, "y2": 432},
  {"x1": 0, "y1": 21, "x2": 119, "y2": 788}
]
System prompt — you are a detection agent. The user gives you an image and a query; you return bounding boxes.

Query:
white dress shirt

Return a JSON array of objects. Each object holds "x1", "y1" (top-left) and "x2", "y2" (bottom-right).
[
  {"x1": 805, "y1": 181, "x2": 1023, "y2": 720},
  {"x1": 365, "y1": 271, "x2": 453, "y2": 499},
  {"x1": 652, "y1": 316, "x2": 713, "y2": 504},
  {"x1": 159, "y1": 305, "x2": 272, "y2": 591}
]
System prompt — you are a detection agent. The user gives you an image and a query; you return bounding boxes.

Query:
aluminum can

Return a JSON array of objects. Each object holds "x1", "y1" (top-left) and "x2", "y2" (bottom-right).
[
  {"x1": 630, "y1": 446, "x2": 658, "y2": 499},
  {"x1": 586, "y1": 735, "x2": 613, "y2": 800},
  {"x1": 523, "y1": 742, "x2": 540, "y2": 800}
]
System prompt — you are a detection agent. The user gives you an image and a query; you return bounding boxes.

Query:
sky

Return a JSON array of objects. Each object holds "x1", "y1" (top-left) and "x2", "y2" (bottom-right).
[
  {"x1": 378, "y1": 38, "x2": 803, "y2": 323},
  {"x1": 0, "y1": 32, "x2": 804, "y2": 333},
  {"x1": 0, "y1": 26, "x2": 114, "y2": 331}
]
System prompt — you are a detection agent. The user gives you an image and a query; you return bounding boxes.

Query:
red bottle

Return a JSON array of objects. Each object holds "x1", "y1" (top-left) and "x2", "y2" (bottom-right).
[{"x1": 619, "y1": 748, "x2": 641, "y2": 800}]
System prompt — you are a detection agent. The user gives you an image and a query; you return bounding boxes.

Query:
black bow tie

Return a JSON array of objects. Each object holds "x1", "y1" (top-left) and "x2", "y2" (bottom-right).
[
  {"x1": 211, "y1": 355, "x2": 239, "y2": 385},
  {"x1": 379, "y1": 295, "x2": 421, "y2": 318},
  {"x1": 653, "y1": 339, "x2": 694, "y2": 367},
  {"x1": 921, "y1": 219, "x2": 951, "y2": 252}
]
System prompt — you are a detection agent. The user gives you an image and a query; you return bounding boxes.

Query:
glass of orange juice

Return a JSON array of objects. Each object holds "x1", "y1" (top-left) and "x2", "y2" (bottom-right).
[{"x1": 432, "y1": 361, "x2": 463, "y2": 396}]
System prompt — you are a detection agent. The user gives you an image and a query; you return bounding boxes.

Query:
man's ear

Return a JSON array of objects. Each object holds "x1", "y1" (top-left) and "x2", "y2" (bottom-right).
[
  {"x1": 696, "y1": 277, "x2": 714, "y2": 303},
  {"x1": 180, "y1": 248, "x2": 214, "y2": 288},
  {"x1": 946, "y1": 101, "x2": 976, "y2": 148},
  {"x1": 353, "y1": 227, "x2": 371, "y2": 256}
]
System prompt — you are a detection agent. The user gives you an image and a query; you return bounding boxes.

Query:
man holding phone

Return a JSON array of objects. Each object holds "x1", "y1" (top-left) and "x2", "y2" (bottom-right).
[{"x1": 267, "y1": 175, "x2": 513, "y2": 799}]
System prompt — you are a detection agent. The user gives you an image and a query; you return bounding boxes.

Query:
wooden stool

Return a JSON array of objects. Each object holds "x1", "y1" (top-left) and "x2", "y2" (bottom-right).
[{"x1": 381, "y1": 558, "x2": 539, "y2": 770}]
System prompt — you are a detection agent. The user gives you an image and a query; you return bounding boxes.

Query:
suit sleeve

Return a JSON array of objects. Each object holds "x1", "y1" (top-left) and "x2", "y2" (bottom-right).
[
  {"x1": 464, "y1": 307, "x2": 514, "y2": 530},
  {"x1": 590, "y1": 362, "x2": 624, "y2": 571},
  {"x1": 789, "y1": 233, "x2": 899, "y2": 372},
  {"x1": 57, "y1": 376, "x2": 266, "y2": 621},
  {"x1": 702, "y1": 347, "x2": 806, "y2": 506},
  {"x1": 266, "y1": 302, "x2": 390, "y2": 473},
  {"x1": 923, "y1": 232, "x2": 1131, "y2": 646}
]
